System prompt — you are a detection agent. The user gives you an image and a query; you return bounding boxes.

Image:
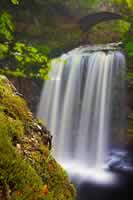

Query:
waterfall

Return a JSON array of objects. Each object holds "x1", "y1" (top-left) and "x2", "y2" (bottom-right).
[{"x1": 37, "y1": 46, "x2": 126, "y2": 177}]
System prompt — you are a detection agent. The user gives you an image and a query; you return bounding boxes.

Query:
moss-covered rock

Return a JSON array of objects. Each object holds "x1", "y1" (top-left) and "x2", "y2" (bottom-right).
[{"x1": 0, "y1": 75, "x2": 76, "y2": 200}]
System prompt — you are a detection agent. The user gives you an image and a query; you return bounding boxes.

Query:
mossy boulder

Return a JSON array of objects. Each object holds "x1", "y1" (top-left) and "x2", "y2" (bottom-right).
[{"x1": 0, "y1": 75, "x2": 76, "y2": 200}]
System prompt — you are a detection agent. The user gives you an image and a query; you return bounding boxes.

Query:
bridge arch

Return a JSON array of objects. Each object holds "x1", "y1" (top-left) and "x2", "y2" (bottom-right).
[{"x1": 79, "y1": 12, "x2": 124, "y2": 32}]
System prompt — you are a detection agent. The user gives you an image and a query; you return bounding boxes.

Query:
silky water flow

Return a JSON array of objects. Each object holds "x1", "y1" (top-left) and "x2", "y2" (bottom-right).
[{"x1": 37, "y1": 46, "x2": 126, "y2": 183}]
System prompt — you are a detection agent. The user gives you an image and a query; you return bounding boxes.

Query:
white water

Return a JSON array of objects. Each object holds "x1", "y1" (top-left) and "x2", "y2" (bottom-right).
[{"x1": 37, "y1": 46, "x2": 126, "y2": 177}]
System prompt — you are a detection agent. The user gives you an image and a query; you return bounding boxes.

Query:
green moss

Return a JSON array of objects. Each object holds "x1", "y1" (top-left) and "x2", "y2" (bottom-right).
[
  {"x1": 89, "y1": 20, "x2": 130, "y2": 44},
  {"x1": 0, "y1": 112, "x2": 45, "y2": 200},
  {"x1": 0, "y1": 75, "x2": 76, "y2": 200}
]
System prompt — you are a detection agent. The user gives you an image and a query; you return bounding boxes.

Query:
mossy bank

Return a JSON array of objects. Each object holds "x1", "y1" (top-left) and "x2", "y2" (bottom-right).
[{"x1": 0, "y1": 75, "x2": 76, "y2": 200}]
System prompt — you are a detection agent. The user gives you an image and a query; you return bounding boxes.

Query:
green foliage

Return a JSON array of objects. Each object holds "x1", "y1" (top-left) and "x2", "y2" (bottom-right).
[
  {"x1": 29, "y1": 151, "x2": 76, "y2": 200},
  {"x1": 89, "y1": 20, "x2": 130, "y2": 44},
  {"x1": 0, "y1": 76, "x2": 14, "y2": 97},
  {"x1": 11, "y1": 0, "x2": 20, "y2": 5},
  {"x1": 0, "y1": 119, "x2": 45, "y2": 199},
  {"x1": 127, "y1": 72, "x2": 133, "y2": 80},
  {"x1": 0, "y1": 43, "x2": 9, "y2": 59},
  {"x1": 45, "y1": 160, "x2": 76, "y2": 200},
  {"x1": 0, "y1": 0, "x2": 105, "y2": 79},
  {"x1": 0, "y1": 75, "x2": 76, "y2": 200},
  {"x1": 109, "y1": 0, "x2": 133, "y2": 78},
  {"x1": 0, "y1": 4, "x2": 50, "y2": 80},
  {"x1": 112, "y1": 0, "x2": 133, "y2": 9},
  {"x1": 125, "y1": 39, "x2": 133, "y2": 58},
  {"x1": 0, "y1": 106, "x2": 44, "y2": 199},
  {"x1": 122, "y1": 15, "x2": 133, "y2": 64},
  {"x1": 12, "y1": 42, "x2": 50, "y2": 79},
  {"x1": 124, "y1": 28, "x2": 133, "y2": 77},
  {"x1": 111, "y1": 0, "x2": 133, "y2": 19},
  {"x1": 9, "y1": 118, "x2": 24, "y2": 138},
  {"x1": 0, "y1": 76, "x2": 33, "y2": 132},
  {"x1": 0, "y1": 12, "x2": 15, "y2": 41},
  {"x1": 0, "y1": 42, "x2": 51, "y2": 79},
  {"x1": 0, "y1": 95, "x2": 31, "y2": 125}
]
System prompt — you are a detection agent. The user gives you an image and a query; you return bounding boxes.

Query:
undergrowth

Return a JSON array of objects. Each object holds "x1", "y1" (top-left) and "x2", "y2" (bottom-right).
[{"x1": 0, "y1": 75, "x2": 76, "y2": 200}]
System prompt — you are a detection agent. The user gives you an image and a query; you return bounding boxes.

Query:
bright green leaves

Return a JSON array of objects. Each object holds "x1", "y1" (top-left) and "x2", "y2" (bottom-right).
[
  {"x1": 0, "y1": 41, "x2": 50, "y2": 79},
  {"x1": 111, "y1": 0, "x2": 133, "y2": 72},
  {"x1": 124, "y1": 32, "x2": 133, "y2": 65},
  {"x1": 11, "y1": 0, "x2": 20, "y2": 5},
  {"x1": 123, "y1": 21, "x2": 133, "y2": 62},
  {"x1": 4, "y1": 42, "x2": 50, "y2": 79},
  {"x1": 127, "y1": 0, "x2": 133, "y2": 8},
  {"x1": 123, "y1": 23, "x2": 133, "y2": 80},
  {"x1": 112, "y1": 0, "x2": 133, "y2": 9},
  {"x1": 125, "y1": 40, "x2": 133, "y2": 57},
  {"x1": 118, "y1": 20, "x2": 130, "y2": 33},
  {"x1": 0, "y1": 10, "x2": 50, "y2": 80},
  {"x1": 0, "y1": 12, "x2": 15, "y2": 41},
  {"x1": 0, "y1": 43, "x2": 9, "y2": 59},
  {"x1": 12, "y1": 42, "x2": 50, "y2": 79},
  {"x1": 0, "y1": 7, "x2": 50, "y2": 80}
]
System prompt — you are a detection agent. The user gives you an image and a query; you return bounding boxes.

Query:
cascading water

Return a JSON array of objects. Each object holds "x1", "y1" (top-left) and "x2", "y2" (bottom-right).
[{"x1": 37, "y1": 45, "x2": 126, "y2": 180}]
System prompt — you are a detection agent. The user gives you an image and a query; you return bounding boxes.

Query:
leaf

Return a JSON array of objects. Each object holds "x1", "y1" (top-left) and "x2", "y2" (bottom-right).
[
  {"x1": 11, "y1": 0, "x2": 20, "y2": 5},
  {"x1": 0, "y1": 43, "x2": 9, "y2": 59},
  {"x1": 0, "y1": 12, "x2": 15, "y2": 41}
]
